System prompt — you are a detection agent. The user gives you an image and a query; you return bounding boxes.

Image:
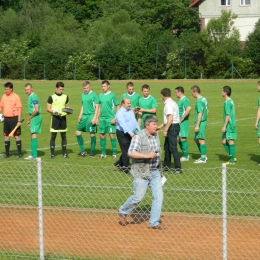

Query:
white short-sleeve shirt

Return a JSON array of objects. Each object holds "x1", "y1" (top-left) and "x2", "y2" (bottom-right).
[{"x1": 164, "y1": 98, "x2": 180, "y2": 124}]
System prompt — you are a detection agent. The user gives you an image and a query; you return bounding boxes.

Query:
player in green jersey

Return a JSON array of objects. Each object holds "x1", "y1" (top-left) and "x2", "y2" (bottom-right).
[
  {"x1": 137, "y1": 84, "x2": 158, "y2": 129},
  {"x1": 191, "y1": 85, "x2": 208, "y2": 163},
  {"x1": 255, "y1": 81, "x2": 260, "y2": 165},
  {"x1": 221, "y1": 86, "x2": 237, "y2": 165},
  {"x1": 76, "y1": 81, "x2": 100, "y2": 158},
  {"x1": 24, "y1": 83, "x2": 42, "y2": 160},
  {"x1": 98, "y1": 80, "x2": 120, "y2": 159},
  {"x1": 175, "y1": 86, "x2": 191, "y2": 161},
  {"x1": 120, "y1": 82, "x2": 140, "y2": 109}
]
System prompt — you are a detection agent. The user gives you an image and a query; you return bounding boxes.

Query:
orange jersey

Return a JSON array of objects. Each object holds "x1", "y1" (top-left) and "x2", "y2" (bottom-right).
[{"x1": 0, "y1": 92, "x2": 22, "y2": 117}]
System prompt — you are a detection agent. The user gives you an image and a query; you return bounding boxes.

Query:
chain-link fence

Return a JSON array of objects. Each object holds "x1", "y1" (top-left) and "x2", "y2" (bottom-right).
[{"x1": 0, "y1": 159, "x2": 259, "y2": 259}]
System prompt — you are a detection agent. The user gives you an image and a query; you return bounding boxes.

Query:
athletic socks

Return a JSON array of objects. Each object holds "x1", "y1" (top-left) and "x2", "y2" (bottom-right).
[
  {"x1": 31, "y1": 138, "x2": 38, "y2": 158},
  {"x1": 111, "y1": 138, "x2": 117, "y2": 156},
  {"x1": 200, "y1": 144, "x2": 207, "y2": 161},
  {"x1": 196, "y1": 142, "x2": 201, "y2": 153},
  {"x1": 223, "y1": 142, "x2": 230, "y2": 154},
  {"x1": 90, "y1": 136, "x2": 96, "y2": 155},
  {"x1": 4, "y1": 140, "x2": 10, "y2": 156},
  {"x1": 100, "y1": 138, "x2": 106, "y2": 155},
  {"x1": 16, "y1": 140, "x2": 22, "y2": 156},
  {"x1": 229, "y1": 144, "x2": 236, "y2": 163},
  {"x1": 76, "y1": 135, "x2": 85, "y2": 152},
  {"x1": 181, "y1": 139, "x2": 189, "y2": 158}
]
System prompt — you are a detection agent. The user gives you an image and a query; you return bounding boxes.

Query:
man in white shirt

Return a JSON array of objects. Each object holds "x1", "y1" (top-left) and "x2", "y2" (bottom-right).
[{"x1": 157, "y1": 88, "x2": 182, "y2": 173}]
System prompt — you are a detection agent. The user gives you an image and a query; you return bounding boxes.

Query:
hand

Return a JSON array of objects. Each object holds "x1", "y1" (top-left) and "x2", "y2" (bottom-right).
[
  {"x1": 255, "y1": 124, "x2": 258, "y2": 130},
  {"x1": 78, "y1": 116, "x2": 82, "y2": 122},
  {"x1": 91, "y1": 118, "x2": 97, "y2": 125},
  {"x1": 194, "y1": 126, "x2": 199, "y2": 132},
  {"x1": 26, "y1": 121, "x2": 30, "y2": 126},
  {"x1": 110, "y1": 118, "x2": 116, "y2": 124},
  {"x1": 53, "y1": 110, "x2": 60, "y2": 116},
  {"x1": 221, "y1": 126, "x2": 226, "y2": 133},
  {"x1": 146, "y1": 151, "x2": 157, "y2": 159},
  {"x1": 163, "y1": 131, "x2": 167, "y2": 137}
]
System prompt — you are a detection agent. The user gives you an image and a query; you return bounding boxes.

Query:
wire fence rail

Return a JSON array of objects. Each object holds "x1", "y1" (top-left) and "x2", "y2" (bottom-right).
[{"x1": 0, "y1": 159, "x2": 259, "y2": 259}]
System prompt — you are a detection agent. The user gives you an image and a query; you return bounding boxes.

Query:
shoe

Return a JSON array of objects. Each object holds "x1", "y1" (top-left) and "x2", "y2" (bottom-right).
[
  {"x1": 2, "y1": 154, "x2": 9, "y2": 158},
  {"x1": 173, "y1": 168, "x2": 182, "y2": 174},
  {"x1": 90, "y1": 154, "x2": 94, "y2": 158},
  {"x1": 162, "y1": 166, "x2": 171, "y2": 172},
  {"x1": 25, "y1": 155, "x2": 34, "y2": 160},
  {"x1": 78, "y1": 151, "x2": 87, "y2": 157},
  {"x1": 118, "y1": 210, "x2": 128, "y2": 226},
  {"x1": 50, "y1": 155, "x2": 54, "y2": 159},
  {"x1": 62, "y1": 153, "x2": 69, "y2": 158},
  {"x1": 149, "y1": 224, "x2": 165, "y2": 230},
  {"x1": 98, "y1": 154, "x2": 106, "y2": 159},
  {"x1": 234, "y1": 157, "x2": 237, "y2": 162},
  {"x1": 17, "y1": 155, "x2": 22, "y2": 159},
  {"x1": 195, "y1": 156, "x2": 208, "y2": 162},
  {"x1": 180, "y1": 157, "x2": 189, "y2": 162},
  {"x1": 112, "y1": 155, "x2": 117, "y2": 159},
  {"x1": 194, "y1": 158, "x2": 206, "y2": 164},
  {"x1": 226, "y1": 161, "x2": 235, "y2": 165}
]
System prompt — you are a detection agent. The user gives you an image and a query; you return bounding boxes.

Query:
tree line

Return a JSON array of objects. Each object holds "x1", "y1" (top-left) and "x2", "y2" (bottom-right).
[{"x1": 0, "y1": 0, "x2": 259, "y2": 80}]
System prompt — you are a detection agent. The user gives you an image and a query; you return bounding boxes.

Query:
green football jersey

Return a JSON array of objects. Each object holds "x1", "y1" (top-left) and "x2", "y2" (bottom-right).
[
  {"x1": 258, "y1": 96, "x2": 260, "y2": 107},
  {"x1": 223, "y1": 98, "x2": 236, "y2": 132},
  {"x1": 194, "y1": 96, "x2": 208, "y2": 123},
  {"x1": 178, "y1": 96, "x2": 190, "y2": 120},
  {"x1": 28, "y1": 93, "x2": 41, "y2": 115},
  {"x1": 82, "y1": 91, "x2": 99, "y2": 115},
  {"x1": 138, "y1": 95, "x2": 158, "y2": 119},
  {"x1": 99, "y1": 91, "x2": 119, "y2": 119},
  {"x1": 120, "y1": 92, "x2": 140, "y2": 108}
]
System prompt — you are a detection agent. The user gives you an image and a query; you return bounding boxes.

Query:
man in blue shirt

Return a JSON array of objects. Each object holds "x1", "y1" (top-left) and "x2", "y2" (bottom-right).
[{"x1": 114, "y1": 98, "x2": 140, "y2": 174}]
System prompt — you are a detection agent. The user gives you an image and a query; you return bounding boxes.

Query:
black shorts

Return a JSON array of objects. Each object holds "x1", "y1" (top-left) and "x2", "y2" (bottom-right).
[
  {"x1": 50, "y1": 115, "x2": 67, "y2": 132},
  {"x1": 4, "y1": 116, "x2": 21, "y2": 136}
]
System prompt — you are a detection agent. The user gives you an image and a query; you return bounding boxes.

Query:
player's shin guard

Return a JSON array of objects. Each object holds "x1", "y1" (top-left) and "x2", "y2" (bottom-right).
[
  {"x1": 100, "y1": 138, "x2": 106, "y2": 155},
  {"x1": 61, "y1": 132, "x2": 67, "y2": 154},
  {"x1": 31, "y1": 138, "x2": 38, "y2": 158},
  {"x1": 229, "y1": 144, "x2": 236, "y2": 163},
  {"x1": 111, "y1": 138, "x2": 116, "y2": 156},
  {"x1": 90, "y1": 136, "x2": 96, "y2": 155},
  {"x1": 181, "y1": 140, "x2": 189, "y2": 158},
  {"x1": 4, "y1": 140, "x2": 10, "y2": 156},
  {"x1": 16, "y1": 140, "x2": 22, "y2": 156},
  {"x1": 76, "y1": 135, "x2": 84, "y2": 152}
]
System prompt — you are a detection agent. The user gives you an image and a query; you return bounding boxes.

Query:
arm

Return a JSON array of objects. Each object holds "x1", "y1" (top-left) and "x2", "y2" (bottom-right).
[
  {"x1": 46, "y1": 103, "x2": 54, "y2": 114},
  {"x1": 222, "y1": 115, "x2": 230, "y2": 133},
  {"x1": 163, "y1": 114, "x2": 173, "y2": 137},
  {"x1": 195, "y1": 112, "x2": 202, "y2": 132},
  {"x1": 92, "y1": 104, "x2": 100, "y2": 125},
  {"x1": 27, "y1": 104, "x2": 39, "y2": 126},
  {"x1": 128, "y1": 150, "x2": 157, "y2": 159},
  {"x1": 78, "y1": 106, "x2": 83, "y2": 122},
  {"x1": 180, "y1": 106, "x2": 191, "y2": 123},
  {"x1": 139, "y1": 107, "x2": 156, "y2": 114},
  {"x1": 110, "y1": 105, "x2": 120, "y2": 124},
  {"x1": 255, "y1": 107, "x2": 260, "y2": 130}
]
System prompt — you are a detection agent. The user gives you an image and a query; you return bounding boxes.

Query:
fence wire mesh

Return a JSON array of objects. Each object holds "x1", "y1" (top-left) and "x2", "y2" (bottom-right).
[{"x1": 0, "y1": 160, "x2": 259, "y2": 259}]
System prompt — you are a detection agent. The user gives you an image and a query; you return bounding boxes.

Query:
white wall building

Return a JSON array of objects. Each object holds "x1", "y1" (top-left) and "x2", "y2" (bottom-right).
[{"x1": 189, "y1": 0, "x2": 260, "y2": 41}]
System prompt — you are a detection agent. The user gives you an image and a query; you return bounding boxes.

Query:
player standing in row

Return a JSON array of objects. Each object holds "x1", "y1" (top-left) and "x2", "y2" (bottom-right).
[
  {"x1": 138, "y1": 84, "x2": 157, "y2": 129},
  {"x1": 24, "y1": 83, "x2": 42, "y2": 160},
  {"x1": 191, "y1": 85, "x2": 208, "y2": 163},
  {"x1": 221, "y1": 86, "x2": 237, "y2": 165},
  {"x1": 175, "y1": 86, "x2": 191, "y2": 162},
  {"x1": 120, "y1": 82, "x2": 140, "y2": 109},
  {"x1": 255, "y1": 81, "x2": 260, "y2": 165},
  {"x1": 0, "y1": 82, "x2": 23, "y2": 158},
  {"x1": 47, "y1": 82, "x2": 70, "y2": 159},
  {"x1": 76, "y1": 81, "x2": 99, "y2": 158},
  {"x1": 98, "y1": 80, "x2": 119, "y2": 159}
]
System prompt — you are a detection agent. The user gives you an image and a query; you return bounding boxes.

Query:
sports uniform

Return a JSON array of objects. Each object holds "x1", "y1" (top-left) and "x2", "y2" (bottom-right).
[
  {"x1": 257, "y1": 97, "x2": 260, "y2": 138},
  {"x1": 120, "y1": 92, "x2": 140, "y2": 108},
  {"x1": 138, "y1": 95, "x2": 157, "y2": 129},
  {"x1": 194, "y1": 96, "x2": 208, "y2": 140},
  {"x1": 99, "y1": 91, "x2": 119, "y2": 156}
]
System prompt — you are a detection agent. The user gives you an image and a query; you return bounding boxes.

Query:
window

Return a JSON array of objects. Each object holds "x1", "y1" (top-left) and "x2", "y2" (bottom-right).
[
  {"x1": 221, "y1": 0, "x2": 230, "y2": 6},
  {"x1": 240, "y1": 0, "x2": 250, "y2": 5}
]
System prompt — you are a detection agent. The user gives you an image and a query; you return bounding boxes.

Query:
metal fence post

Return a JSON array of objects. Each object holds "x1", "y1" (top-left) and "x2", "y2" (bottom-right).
[
  {"x1": 44, "y1": 64, "x2": 46, "y2": 80},
  {"x1": 0, "y1": 63, "x2": 1, "y2": 79},
  {"x1": 222, "y1": 163, "x2": 228, "y2": 260},
  {"x1": 37, "y1": 158, "x2": 44, "y2": 260},
  {"x1": 98, "y1": 63, "x2": 101, "y2": 80},
  {"x1": 74, "y1": 63, "x2": 76, "y2": 80},
  {"x1": 128, "y1": 63, "x2": 130, "y2": 79},
  {"x1": 23, "y1": 64, "x2": 26, "y2": 80}
]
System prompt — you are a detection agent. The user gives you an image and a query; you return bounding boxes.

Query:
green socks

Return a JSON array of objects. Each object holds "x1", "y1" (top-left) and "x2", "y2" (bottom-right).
[
  {"x1": 181, "y1": 139, "x2": 189, "y2": 158},
  {"x1": 223, "y1": 142, "x2": 230, "y2": 154},
  {"x1": 111, "y1": 138, "x2": 117, "y2": 156},
  {"x1": 229, "y1": 144, "x2": 236, "y2": 163},
  {"x1": 200, "y1": 144, "x2": 207, "y2": 161},
  {"x1": 90, "y1": 136, "x2": 96, "y2": 155},
  {"x1": 31, "y1": 138, "x2": 38, "y2": 158},
  {"x1": 76, "y1": 135, "x2": 85, "y2": 152},
  {"x1": 100, "y1": 138, "x2": 106, "y2": 155}
]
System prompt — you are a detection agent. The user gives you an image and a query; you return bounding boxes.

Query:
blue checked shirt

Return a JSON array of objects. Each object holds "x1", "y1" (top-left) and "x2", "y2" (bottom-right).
[
  {"x1": 128, "y1": 131, "x2": 160, "y2": 169},
  {"x1": 116, "y1": 107, "x2": 140, "y2": 135}
]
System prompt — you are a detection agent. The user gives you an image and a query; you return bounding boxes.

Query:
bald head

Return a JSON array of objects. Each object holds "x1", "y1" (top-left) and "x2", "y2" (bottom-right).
[{"x1": 121, "y1": 98, "x2": 131, "y2": 110}]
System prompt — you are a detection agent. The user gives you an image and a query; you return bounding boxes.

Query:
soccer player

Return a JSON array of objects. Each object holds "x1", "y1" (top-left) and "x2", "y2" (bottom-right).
[
  {"x1": 0, "y1": 82, "x2": 23, "y2": 158},
  {"x1": 175, "y1": 86, "x2": 191, "y2": 162},
  {"x1": 191, "y1": 85, "x2": 208, "y2": 163},
  {"x1": 222, "y1": 86, "x2": 237, "y2": 165},
  {"x1": 120, "y1": 82, "x2": 140, "y2": 109},
  {"x1": 98, "y1": 80, "x2": 120, "y2": 159},
  {"x1": 76, "y1": 81, "x2": 99, "y2": 158},
  {"x1": 24, "y1": 83, "x2": 42, "y2": 160},
  {"x1": 137, "y1": 84, "x2": 158, "y2": 129},
  {"x1": 255, "y1": 81, "x2": 260, "y2": 165},
  {"x1": 46, "y1": 82, "x2": 70, "y2": 159}
]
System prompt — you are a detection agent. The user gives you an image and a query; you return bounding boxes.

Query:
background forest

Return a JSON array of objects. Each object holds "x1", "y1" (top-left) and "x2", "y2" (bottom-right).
[{"x1": 0, "y1": 0, "x2": 260, "y2": 80}]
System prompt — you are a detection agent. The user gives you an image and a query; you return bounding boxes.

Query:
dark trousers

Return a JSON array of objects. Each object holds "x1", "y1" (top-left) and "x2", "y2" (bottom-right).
[
  {"x1": 115, "y1": 129, "x2": 132, "y2": 169},
  {"x1": 163, "y1": 124, "x2": 181, "y2": 169}
]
